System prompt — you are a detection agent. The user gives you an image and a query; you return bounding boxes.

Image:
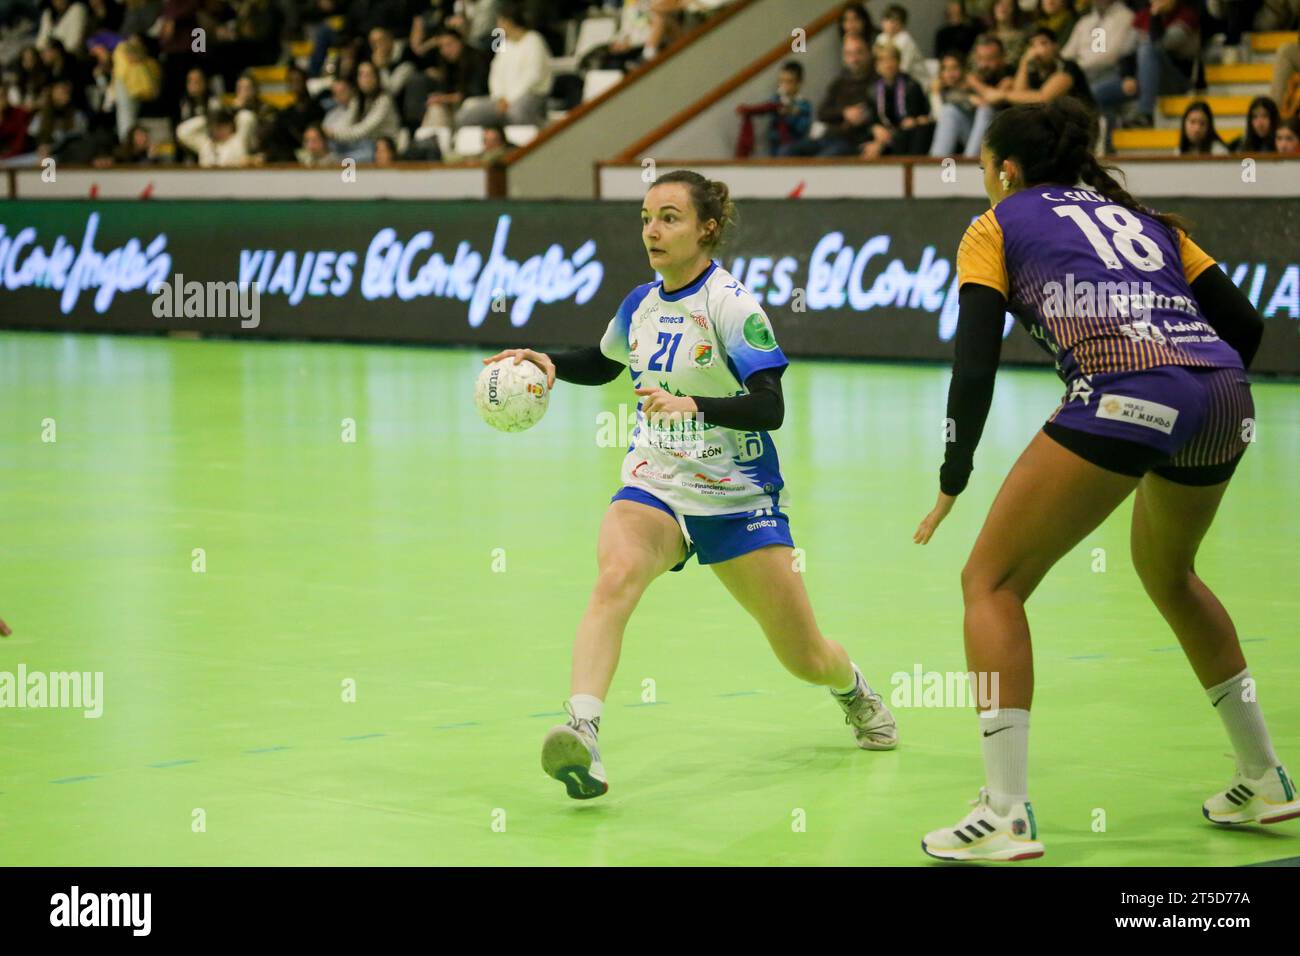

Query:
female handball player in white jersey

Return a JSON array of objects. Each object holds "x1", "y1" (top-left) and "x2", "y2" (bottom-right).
[{"x1": 484, "y1": 170, "x2": 897, "y2": 799}]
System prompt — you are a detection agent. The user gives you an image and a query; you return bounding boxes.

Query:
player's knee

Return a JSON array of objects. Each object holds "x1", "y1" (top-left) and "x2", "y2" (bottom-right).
[
  {"x1": 776, "y1": 640, "x2": 832, "y2": 683},
  {"x1": 1133, "y1": 553, "x2": 1192, "y2": 603},
  {"x1": 591, "y1": 561, "x2": 651, "y2": 607},
  {"x1": 960, "y1": 561, "x2": 994, "y2": 603}
]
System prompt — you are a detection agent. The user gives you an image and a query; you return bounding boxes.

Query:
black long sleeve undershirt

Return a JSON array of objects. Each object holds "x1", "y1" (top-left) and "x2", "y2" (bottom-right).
[
  {"x1": 939, "y1": 283, "x2": 1007, "y2": 497},
  {"x1": 549, "y1": 346, "x2": 785, "y2": 431},
  {"x1": 1190, "y1": 265, "x2": 1265, "y2": 369}
]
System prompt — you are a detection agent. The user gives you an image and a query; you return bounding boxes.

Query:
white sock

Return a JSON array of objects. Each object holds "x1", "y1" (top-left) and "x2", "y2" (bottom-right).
[
  {"x1": 1206, "y1": 668, "x2": 1279, "y2": 779},
  {"x1": 569, "y1": 694, "x2": 603, "y2": 733},
  {"x1": 980, "y1": 708, "x2": 1030, "y2": 816},
  {"x1": 831, "y1": 663, "x2": 862, "y2": 698}
]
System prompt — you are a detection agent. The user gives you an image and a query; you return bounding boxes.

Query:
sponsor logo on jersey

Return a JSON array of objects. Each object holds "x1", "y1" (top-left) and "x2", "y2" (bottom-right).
[
  {"x1": 746, "y1": 518, "x2": 778, "y2": 532},
  {"x1": 690, "y1": 311, "x2": 708, "y2": 328},
  {"x1": 743, "y1": 313, "x2": 777, "y2": 351},
  {"x1": 661, "y1": 315, "x2": 684, "y2": 324},
  {"x1": 631, "y1": 460, "x2": 674, "y2": 482},
  {"x1": 693, "y1": 342, "x2": 714, "y2": 368},
  {"x1": 1095, "y1": 394, "x2": 1179, "y2": 434},
  {"x1": 692, "y1": 473, "x2": 732, "y2": 484}
]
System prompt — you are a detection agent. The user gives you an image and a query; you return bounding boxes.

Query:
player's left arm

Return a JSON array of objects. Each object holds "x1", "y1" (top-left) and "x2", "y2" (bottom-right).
[{"x1": 1180, "y1": 233, "x2": 1265, "y2": 368}]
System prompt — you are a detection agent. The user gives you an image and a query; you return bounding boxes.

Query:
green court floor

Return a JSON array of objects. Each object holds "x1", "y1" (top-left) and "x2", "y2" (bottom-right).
[{"x1": 1, "y1": 331, "x2": 1296, "y2": 866}]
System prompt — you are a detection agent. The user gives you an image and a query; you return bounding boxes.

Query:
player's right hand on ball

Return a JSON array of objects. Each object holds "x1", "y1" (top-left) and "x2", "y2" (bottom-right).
[{"x1": 482, "y1": 349, "x2": 555, "y2": 389}]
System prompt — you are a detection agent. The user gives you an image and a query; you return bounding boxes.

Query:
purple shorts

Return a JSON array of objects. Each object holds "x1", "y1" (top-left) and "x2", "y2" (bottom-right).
[{"x1": 1045, "y1": 365, "x2": 1253, "y2": 484}]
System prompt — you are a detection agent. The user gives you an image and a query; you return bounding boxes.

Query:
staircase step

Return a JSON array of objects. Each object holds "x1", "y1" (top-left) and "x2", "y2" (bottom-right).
[
  {"x1": 1205, "y1": 63, "x2": 1273, "y2": 83},
  {"x1": 1160, "y1": 94, "x2": 1253, "y2": 118},
  {"x1": 1250, "y1": 31, "x2": 1298, "y2": 54},
  {"x1": 1113, "y1": 126, "x2": 1244, "y2": 151}
]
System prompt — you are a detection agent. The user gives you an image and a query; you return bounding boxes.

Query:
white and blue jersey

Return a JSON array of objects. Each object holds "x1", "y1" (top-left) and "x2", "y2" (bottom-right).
[{"x1": 600, "y1": 261, "x2": 789, "y2": 518}]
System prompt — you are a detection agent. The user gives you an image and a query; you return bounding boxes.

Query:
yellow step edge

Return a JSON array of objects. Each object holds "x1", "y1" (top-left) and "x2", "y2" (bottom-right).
[
  {"x1": 289, "y1": 40, "x2": 313, "y2": 58},
  {"x1": 1112, "y1": 127, "x2": 1244, "y2": 149},
  {"x1": 248, "y1": 65, "x2": 288, "y2": 84},
  {"x1": 1205, "y1": 63, "x2": 1273, "y2": 83},
  {"x1": 1160, "y1": 94, "x2": 1254, "y2": 117},
  {"x1": 220, "y1": 91, "x2": 295, "y2": 109},
  {"x1": 1249, "y1": 31, "x2": 1298, "y2": 53}
]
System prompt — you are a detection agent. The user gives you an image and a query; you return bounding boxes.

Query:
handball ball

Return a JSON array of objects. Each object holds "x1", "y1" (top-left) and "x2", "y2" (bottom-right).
[{"x1": 475, "y1": 358, "x2": 550, "y2": 432}]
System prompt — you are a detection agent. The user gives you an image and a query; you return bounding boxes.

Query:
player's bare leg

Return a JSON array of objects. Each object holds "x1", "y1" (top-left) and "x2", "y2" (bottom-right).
[
  {"x1": 711, "y1": 544, "x2": 897, "y2": 750},
  {"x1": 542, "y1": 500, "x2": 685, "y2": 799},
  {"x1": 1131, "y1": 473, "x2": 1298, "y2": 825}
]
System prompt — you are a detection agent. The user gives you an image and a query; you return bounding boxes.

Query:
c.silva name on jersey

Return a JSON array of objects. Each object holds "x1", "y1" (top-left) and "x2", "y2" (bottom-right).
[{"x1": 599, "y1": 262, "x2": 788, "y2": 516}]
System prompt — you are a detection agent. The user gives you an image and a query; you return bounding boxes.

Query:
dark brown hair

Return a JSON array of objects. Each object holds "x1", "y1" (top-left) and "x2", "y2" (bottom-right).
[{"x1": 650, "y1": 169, "x2": 737, "y2": 252}]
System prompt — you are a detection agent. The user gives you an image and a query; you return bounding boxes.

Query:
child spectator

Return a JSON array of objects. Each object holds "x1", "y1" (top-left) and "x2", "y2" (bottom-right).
[
  {"x1": 1230, "y1": 96, "x2": 1280, "y2": 152},
  {"x1": 734, "y1": 60, "x2": 812, "y2": 158},
  {"x1": 778, "y1": 33, "x2": 888, "y2": 158},
  {"x1": 875, "y1": 4, "x2": 924, "y2": 81},
  {"x1": 1177, "y1": 100, "x2": 1229, "y2": 154},
  {"x1": 1274, "y1": 115, "x2": 1300, "y2": 153},
  {"x1": 872, "y1": 41, "x2": 932, "y2": 155}
]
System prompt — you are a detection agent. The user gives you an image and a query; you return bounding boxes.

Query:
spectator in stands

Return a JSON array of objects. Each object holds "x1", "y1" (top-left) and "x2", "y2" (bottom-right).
[
  {"x1": 778, "y1": 33, "x2": 889, "y2": 159},
  {"x1": 36, "y1": 0, "x2": 89, "y2": 55},
  {"x1": 1275, "y1": 115, "x2": 1300, "y2": 152},
  {"x1": 935, "y1": 2, "x2": 980, "y2": 61},
  {"x1": 1230, "y1": 95, "x2": 1281, "y2": 151},
  {"x1": 232, "y1": 70, "x2": 275, "y2": 150},
  {"x1": 369, "y1": 26, "x2": 415, "y2": 106},
  {"x1": 176, "y1": 106, "x2": 255, "y2": 166},
  {"x1": 1176, "y1": 100, "x2": 1228, "y2": 154},
  {"x1": 985, "y1": 0, "x2": 1029, "y2": 67},
  {"x1": 262, "y1": 64, "x2": 325, "y2": 162},
  {"x1": 984, "y1": 27, "x2": 1095, "y2": 110},
  {"x1": 408, "y1": 0, "x2": 453, "y2": 67},
  {"x1": 455, "y1": 2, "x2": 549, "y2": 128},
  {"x1": 296, "y1": 122, "x2": 338, "y2": 166},
  {"x1": 1035, "y1": 0, "x2": 1075, "y2": 45},
  {"x1": 373, "y1": 134, "x2": 397, "y2": 165},
  {"x1": 478, "y1": 123, "x2": 514, "y2": 164},
  {"x1": 94, "y1": 121, "x2": 164, "y2": 165},
  {"x1": 598, "y1": 0, "x2": 655, "y2": 70},
  {"x1": 30, "y1": 76, "x2": 91, "y2": 159},
  {"x1": 210, "y1": 0, "x2": 283, "y2": 88},
  {"x1": 1126, "y1": 0, "x2": 1201, "y2": 129},
  {"x1": 446, "y1": 0, "x2": 501, "y2": 52},
  {"x1": 934, "y1": 33, "x2": 1014, "y2": 157},
  {"x1": 158, "y1": 0, "x2": 204, "y2": 117},
  {"x1": 1061, "y1": 0, "x2": 1136, "y2": 125},
  {"x1": 11, "y1": 47, "x2": 48, "y2": 112},
  {"x1": 324, "y1": 62, "x2": 400, "y2": 161},
  {"x1": 178, "y1": 66, "x2": 219, "y2": 123},
  {"x1": 1271, "y1": 41, "x2": 1300, "y2": 118},
  {"x1": 872, "y1": 42, "x2": 932, "y2": 155},
  {"x1": 0, "y1": 99, "x2": 32, "y2": 158},
  {"x1": 414, "y1": 27, "x2": 488, "y2": 130},
  {"x1": 875, "y1": 4, "x2": 924, "y2": 81},
  {"x1": 734, "y1": 60, "x2": 812, "y2": 158},
  {"x1": 111, "y1": 33, "x2": 161, "y2": 143},
  {"x1": 84, "y1": 0, "x2": 123, "y2": 44},
  {"x1": 40, "y1": 38, "x2": 91, "y2": 108},
  {"x1": 838, "y1": 2, "x2": 874, "y2": 44}
]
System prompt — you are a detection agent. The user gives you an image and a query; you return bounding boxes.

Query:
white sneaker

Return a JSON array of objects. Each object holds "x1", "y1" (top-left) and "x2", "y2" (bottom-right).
[
  {"x1": 922, "y1": 788, "x2": 1045, "y2": 862},
  {"x1": 832, "y1": 665, "x2": 898, "y2": 750},
  {"x1": 1203, "y1": 766, "x2": 1300, "y2": 825},
  {"x1": 541, "y1": 707, "x2": 608, "y2": 800}
]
